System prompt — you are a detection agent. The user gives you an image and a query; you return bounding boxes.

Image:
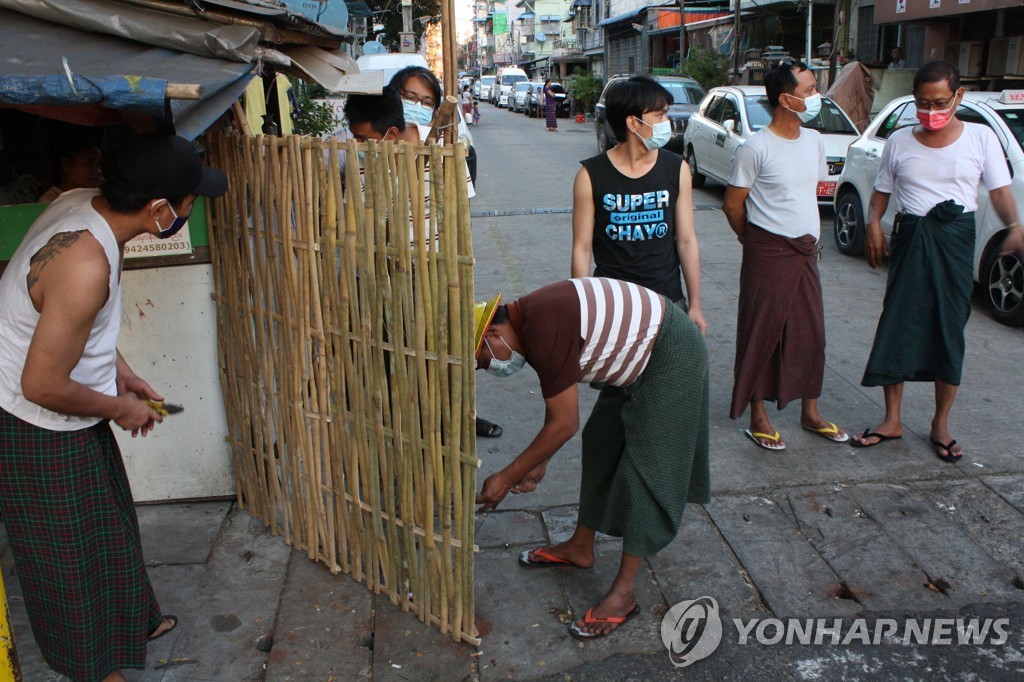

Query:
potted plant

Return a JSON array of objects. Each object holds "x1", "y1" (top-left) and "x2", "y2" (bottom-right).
[{"x1": 566, "y1": 68, "x2": 602, "y2": 122}]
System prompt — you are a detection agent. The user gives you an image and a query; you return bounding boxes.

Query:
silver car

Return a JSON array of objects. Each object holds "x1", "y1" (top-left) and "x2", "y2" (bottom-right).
[{"x1": 834, "y1": 91, "x2": 1024, "y2": 326}]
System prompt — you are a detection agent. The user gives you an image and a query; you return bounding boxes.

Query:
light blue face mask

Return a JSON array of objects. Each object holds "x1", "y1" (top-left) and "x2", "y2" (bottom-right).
[
  {"x1": 402, "y1": 99, "x2": 434, "y2": 126},
  {"x1": 634, "y1": 118, "x2": 672, "y2": 150},
  {"x1": 484, "y1": 335, "x2": 527, "y2": 378},
  {"x1": 786, "y1": 93, "x2": 822, "y2": 123}
]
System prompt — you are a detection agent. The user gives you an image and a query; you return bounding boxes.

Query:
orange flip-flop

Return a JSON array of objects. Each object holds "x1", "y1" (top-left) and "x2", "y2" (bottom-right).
[
  {"x1": 518, "y1": 548, "x2": 587, "y2": 569},
  {"x1": 569, "y1": 605, "x2": 641, "y2": 640}
]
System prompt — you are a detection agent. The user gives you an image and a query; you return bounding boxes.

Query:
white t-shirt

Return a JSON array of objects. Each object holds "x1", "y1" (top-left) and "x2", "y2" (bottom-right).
[
  {"x1": 874, "y1": 123, "x2": 1011, "y2": 215},
  {"x1": 728, "y1": 127, "x2": 827, "y2": 239}
]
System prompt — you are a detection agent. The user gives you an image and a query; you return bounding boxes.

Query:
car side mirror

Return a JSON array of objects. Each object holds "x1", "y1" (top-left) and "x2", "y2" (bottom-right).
[{"x1": 723, "y1": 119, "x2": 736, "y2": 134}]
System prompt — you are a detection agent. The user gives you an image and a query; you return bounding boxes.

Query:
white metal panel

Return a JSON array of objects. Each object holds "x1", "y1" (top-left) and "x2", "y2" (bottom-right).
[{"x1": 115, "y1": 264, "x2": 233, "y2": 502}]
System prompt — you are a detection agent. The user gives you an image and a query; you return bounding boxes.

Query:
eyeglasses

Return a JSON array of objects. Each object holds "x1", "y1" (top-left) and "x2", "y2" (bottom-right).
[
  {"x1": 401, "y1": 90, "x2": 436, "y2": 109},
  {"x1": 913, "y1": 94, "x2": 958, "y2": 111}
]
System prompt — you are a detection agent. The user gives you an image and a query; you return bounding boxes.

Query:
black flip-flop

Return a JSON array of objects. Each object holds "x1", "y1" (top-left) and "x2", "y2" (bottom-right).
[
  {"x1": 850, "y1": 429, "x2": 902, "y2": 449},
  {"x1": 148, "y1": 615, "x2": 178, "y2": 642},
  {"x1": 476, "y1": 418, "x2": 503, "y2": 438},
  {"x1": 931, "y1": 438, "x2": 963, "y2": 463}
]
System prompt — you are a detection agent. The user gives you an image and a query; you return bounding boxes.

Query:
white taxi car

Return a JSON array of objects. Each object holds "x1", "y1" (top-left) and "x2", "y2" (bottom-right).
[
  {"x1": 682, "y1": 85, "x2": 858, "y2": 203},
  {"x1": 833, "y1": 90, "x2": 1024, "y2": 326}
]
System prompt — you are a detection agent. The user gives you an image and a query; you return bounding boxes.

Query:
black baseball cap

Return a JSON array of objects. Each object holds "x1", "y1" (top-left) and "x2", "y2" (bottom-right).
[{"x1": 110, "y1": 133, "x2": 228, "y2": 198}]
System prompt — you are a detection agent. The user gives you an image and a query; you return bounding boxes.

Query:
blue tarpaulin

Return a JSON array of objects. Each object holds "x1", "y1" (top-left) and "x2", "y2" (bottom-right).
[{"x1": 0, "y1": 8, "x2": 256, "y2": 139}]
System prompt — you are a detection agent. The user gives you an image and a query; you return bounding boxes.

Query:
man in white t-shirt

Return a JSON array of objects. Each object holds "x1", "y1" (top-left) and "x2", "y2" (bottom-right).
[
  {"x1": 722, "y1": 59, "x2": 849, "y2": 451},
  {"x1": 852, "y1": 62, "x2": 1021, "y2": 462}
]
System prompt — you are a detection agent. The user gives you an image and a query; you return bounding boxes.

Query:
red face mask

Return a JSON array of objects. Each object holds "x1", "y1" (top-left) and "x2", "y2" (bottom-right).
[{"x1": 916, "y1": 98, "x2": 956, "y2": 131}]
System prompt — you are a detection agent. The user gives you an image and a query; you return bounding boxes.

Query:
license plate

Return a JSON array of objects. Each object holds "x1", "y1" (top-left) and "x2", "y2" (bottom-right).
[{"x1": 817, "y1": 181, "x2": 837, "y2": 198}]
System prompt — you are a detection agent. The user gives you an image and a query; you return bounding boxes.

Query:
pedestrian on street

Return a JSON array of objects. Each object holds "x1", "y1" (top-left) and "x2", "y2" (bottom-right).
[
  {"x1": 544, "y1": 78, "x2": 558, "y2": 131},
  {"x1": 461, "y1": 84, "x2": 473, "y2": 121},
  {"x1": 473, "y1": 277, "x2": 710, "y2": 639},
  {"x1": 38, "y1": 138, "x2": 103, "y2": 203},
  {"x1": 722, "y1": 58, "x2": 849, "y2": 450},
  {"x1": 851, "y1": 61, "x2": 1021, "y2": 461},
  {"x1": 571, "y1": 75, "x2": 707, "y2": 333},
  {"x1": 0, "y1": 133, "x2": 227, "y2": 681}
]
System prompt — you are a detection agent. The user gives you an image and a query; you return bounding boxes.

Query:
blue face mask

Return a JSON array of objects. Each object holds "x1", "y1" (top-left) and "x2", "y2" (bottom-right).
[
  {"x1": 634, "y1": 117, "x2": 672, "y2": 150},
  {"x1": 402, "y1": 99, "x2": 434, "y2": 126},
  {"x1": 484, "y1": 335, "x2": 527, "y2": 378},
  {"x1": 154, "y1": 200, "x2": 190, "y2": 239}
]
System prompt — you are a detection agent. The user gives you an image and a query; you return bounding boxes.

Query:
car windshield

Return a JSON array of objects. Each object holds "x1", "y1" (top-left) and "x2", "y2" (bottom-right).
[
  {"x1": 550, "y1": 84, "x2": 566, "y2": 94},
  {"x1": 515, "y1": 83, "x2": 530, "y2": 92},
  {"x1": 482, "y1": 77, "x2": 495, "y2": 85},
  {"x1": 661, "y1": 82, "x2": 703, "y2": 105},
  {"x1": 502, "y1": 74, "x2": 527, "y2": 85},
  {"x1": 996, "y1": 109, "x2": 1024, "y2": 152},
  {"x1": 742, "y1": 95, "x2": 856, "y2": 134}
]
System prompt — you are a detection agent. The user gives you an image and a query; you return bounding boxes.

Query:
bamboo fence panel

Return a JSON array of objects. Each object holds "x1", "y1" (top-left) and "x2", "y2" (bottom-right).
[{"x1": 206, "y1": 133, "x2": 479, "y2": 645}]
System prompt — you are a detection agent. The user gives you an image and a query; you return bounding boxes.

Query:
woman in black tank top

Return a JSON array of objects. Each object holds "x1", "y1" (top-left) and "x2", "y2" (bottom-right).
[{"x1": 570, "y1": 76, "x2": 707, "y2": 334}]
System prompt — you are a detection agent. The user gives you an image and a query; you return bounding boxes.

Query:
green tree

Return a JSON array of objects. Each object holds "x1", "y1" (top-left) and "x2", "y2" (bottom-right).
[
  {"x1": 682, "y1": 46, "x2": 730, "y2": 91},
  {"x1": 290, "y1": 79, "x2": 340, "y2": 137},
  {"x1": 365, "y1": 0, "x2": 442, "y2": 52}
]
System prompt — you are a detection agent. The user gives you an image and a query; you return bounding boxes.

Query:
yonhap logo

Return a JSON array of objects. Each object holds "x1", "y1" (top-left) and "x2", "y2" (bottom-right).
[{"x1": 661, "y1": 596, "x2": 723, "y2": 667}]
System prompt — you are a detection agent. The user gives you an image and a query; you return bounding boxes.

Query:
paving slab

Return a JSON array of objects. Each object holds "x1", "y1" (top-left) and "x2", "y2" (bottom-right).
[
  {"x1": 782, "y1": 486, "x2": 951, "y2": 612},
  {"x1": 983, "y1": 474, "x2": 1024, "y2": 515},
  {"x1": 560, "y1": 544, "x2": 667, "y2": 664},
  {"x1": 145, "y1": 563, "x2": 205, "y2": 677},
  {"x1": 912, "y1": 478, "x2": 1024, "y2": 578},
  {"x1": 705, "y1": 495, "x2": 861, "y2": 619},
  {"x1": 540, "y1": 507, "x2": 618, "y2": 546},
  {"x1": 371, "y1": 593, "x2": 476, "y2": 682},
  {"x1": 849, "y1": 483, "x2": 1024, "y2": 607},
  {"x1": 473, "y1": 547, "x2": 580, "y2": 680},
  {"x1": 264, "y1": 549, "x2": 373, "y2": 681},
  {"x1": 160, "y1": 507, "x2": 292, "y2": 681},
  {"x1": 647, "y1": 507, "x2": 767, "y2": 623},
  {"x1": 137, "y1": 500, "x2": 232, "y2": 566},
  {"x1": 1, "y1": 547, "x2": 64, "y2": 681},
  {"x1": 474, "y1": 510, "x2": 546, "y2": 549}
]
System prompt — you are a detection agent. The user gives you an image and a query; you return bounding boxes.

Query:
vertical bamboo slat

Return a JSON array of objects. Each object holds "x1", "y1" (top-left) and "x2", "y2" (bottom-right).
[{"x1": 206, "y1": 133, "x2": 479, "y2": 645}]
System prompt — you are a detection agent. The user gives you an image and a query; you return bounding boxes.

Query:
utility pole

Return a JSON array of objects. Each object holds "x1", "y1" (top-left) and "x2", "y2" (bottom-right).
[
  {"x1": 400, "y1": 0, "x2": 415, "y2": 53},
  {"x1": 733, "y1": 0, "x2": 741, "y2": 82},
  {"x1": 678, "y1": 0, "x2": 686, "y2": 71},
  {"x1": 805, "y1": 0, "x2": 813, "y2": 63}
]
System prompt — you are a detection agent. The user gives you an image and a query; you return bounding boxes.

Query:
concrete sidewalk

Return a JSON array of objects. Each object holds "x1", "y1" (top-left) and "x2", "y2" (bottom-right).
[{"x1": 3, "y1": 106, "x2": 1024, "y2": 680}]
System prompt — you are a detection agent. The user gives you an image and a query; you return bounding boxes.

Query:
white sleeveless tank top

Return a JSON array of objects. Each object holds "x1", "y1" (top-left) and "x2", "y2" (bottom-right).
[{"x1": 0, "y1": 189, "x2": 122, "y2": 430}]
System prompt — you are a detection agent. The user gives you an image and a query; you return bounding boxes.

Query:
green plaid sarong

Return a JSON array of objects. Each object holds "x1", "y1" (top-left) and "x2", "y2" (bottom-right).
[
  {"x1": 0, "y1": 408, "x2": 163, "y2": 681},
  {"x1": 578, "y1": 303, "x2": 711, "y2": 557},
  {"x1": 863, "y1": 200, "x2": 976, "y2": 387}
]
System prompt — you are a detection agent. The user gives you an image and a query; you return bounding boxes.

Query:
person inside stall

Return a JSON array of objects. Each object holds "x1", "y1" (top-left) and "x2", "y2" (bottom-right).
[{"x1": 38, "y1": 140, "x2": 104, "y2": 203}]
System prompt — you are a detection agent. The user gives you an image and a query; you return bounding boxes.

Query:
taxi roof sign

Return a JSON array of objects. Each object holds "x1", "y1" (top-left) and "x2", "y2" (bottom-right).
[{"x1": 998, "y1": 90, "x2": 1024, "y2": 104}]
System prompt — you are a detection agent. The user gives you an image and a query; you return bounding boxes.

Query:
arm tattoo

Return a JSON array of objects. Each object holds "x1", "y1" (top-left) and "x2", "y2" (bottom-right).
[{"x1": 26, "y1": 231, "x2": 86, "y2": 291}]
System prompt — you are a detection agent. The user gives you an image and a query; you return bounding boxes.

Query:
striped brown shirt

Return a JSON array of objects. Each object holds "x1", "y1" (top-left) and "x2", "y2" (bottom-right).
[{"x1": 509, "y1": 278, "x2": 666, "y2": 398}]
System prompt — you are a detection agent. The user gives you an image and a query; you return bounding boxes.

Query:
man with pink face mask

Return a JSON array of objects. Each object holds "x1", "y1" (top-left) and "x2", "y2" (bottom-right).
[{"x1": 852, "y1": 62, "x2": 1021, "y2": 462}]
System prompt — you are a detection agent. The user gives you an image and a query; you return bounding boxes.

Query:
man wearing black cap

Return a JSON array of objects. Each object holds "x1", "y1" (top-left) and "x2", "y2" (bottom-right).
[{"x1": 0, "y1": 133, "x2": 226, "y2": 681}]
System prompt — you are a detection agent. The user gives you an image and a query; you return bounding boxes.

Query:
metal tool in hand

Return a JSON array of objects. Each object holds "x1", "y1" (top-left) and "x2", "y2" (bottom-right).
[{"x1": 143, "y1": 400, "x2": 184, "y2": 416}]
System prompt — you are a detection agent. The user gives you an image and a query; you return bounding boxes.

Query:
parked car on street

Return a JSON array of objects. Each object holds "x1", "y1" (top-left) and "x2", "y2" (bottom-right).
[
  {"x1": 495, "y1": 67, "x2": 528, "y2": 107},
  {"x1": 510, "y1": 82, "x2": 533, "y2": 113},
  {"x1": 834, "y1": 90, "x2": 1024, "y2": 326},
  {"x1": 526, "y1": 83, "x2": 570, "y2": 118},
  {"x1": 683, "y1": 85, "x2": 858, "y2": 203},
  {"x1": 478, "y1": 75, "x2": 496, "y2": 101},
  {"x1": 594, "y1": 74, "x2": 706, "y2": 153}
]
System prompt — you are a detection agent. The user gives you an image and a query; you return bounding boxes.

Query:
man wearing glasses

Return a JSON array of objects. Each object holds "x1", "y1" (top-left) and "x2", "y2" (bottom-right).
[
  {"x1": 722, "y1": 58, "x2": 849, "y2": 451},
  {"x1": 852, "y1": 62, "x2": 1021, "y2": 462}
]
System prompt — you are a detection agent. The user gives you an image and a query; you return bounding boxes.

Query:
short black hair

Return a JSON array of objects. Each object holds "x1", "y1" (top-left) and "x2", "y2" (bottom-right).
[
  {"x1": 764, "y1": 58, "x2": 810, "y2": 108},
  {"x1": 605, "y1": 76, "x2": 674, "y2": 143},
  {"x1": 345, "y1": 86, "x2": 407, "y2": 136},
  {"x1": 913, "y1": 61, "x2": 960, "y2": 94},
  {"x1": 389, "y1": 66, "x2": 443, "y2": 111}
]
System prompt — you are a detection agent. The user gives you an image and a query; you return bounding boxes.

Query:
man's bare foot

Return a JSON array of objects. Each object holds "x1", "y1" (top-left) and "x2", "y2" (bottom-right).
[
  {"x1": 571, "y1": 590, "x2": 638, "y2": 638},
  {"x1": 523, "y1": 539, "x2": 594, "y2": 569},
  {"x1": 102, "y1": 671, "x2": 126, "y2": 682}
]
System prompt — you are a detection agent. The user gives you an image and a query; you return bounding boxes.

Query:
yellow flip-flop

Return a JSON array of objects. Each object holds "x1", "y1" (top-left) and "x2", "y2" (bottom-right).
[
  {"x1": 802, "y1": 422, "x2": 850, "y2": 443},
  {"x1": 744, "y1": 429, "x2": 786, "y2": 451}
]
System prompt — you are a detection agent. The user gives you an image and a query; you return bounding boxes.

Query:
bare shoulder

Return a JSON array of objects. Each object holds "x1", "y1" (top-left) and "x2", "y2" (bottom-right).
[{"x1": 27, "y1": 230, "x2": 110, "y2": 304}]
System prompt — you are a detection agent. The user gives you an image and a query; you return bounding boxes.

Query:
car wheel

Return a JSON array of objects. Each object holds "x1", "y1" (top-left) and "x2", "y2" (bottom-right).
[
  {"x1": 597, "y1": 126, "x2": 611, "y2": 153},
  {"x1": 686, "y1": 147, "x2": 706, "y2": 189},
  {"x1": 833, "y1": 190, "x2": 866, "y2": 256},
  {"x1": 983, "y1": 245, "x2": 1024, "y2": 326}
]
